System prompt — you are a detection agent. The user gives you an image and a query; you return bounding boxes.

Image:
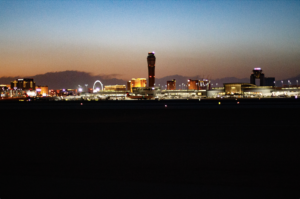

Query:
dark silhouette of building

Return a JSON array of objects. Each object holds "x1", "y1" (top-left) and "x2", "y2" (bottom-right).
[
  {"x1": 250, "y1": 68, "x2": 265, "y2": 86},
  {"x1": 147, "y1": 52, "x2": 156, "y2": 87},
  {"x1": 250, "y1": 68, "x2": 275, "y2": 86},
  {"x1": 167, "y1": 79, "x2": 176, "y2": 90},
  {"x1": 264, "y1": 77, "x2": 275, "y2": 86},
  {"x1": 11, "y1": 78, "x2": 36, "y2": 90}
]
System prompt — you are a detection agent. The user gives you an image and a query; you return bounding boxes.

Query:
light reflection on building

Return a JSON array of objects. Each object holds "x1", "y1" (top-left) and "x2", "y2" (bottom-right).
[
  {"x1": 167, "y1": 79, "x2": 176, "y2": 90},
  {"x1": 127, "y1": 78, "x2": 147, "y2": 92},
  {"x1": 36, "y1": 86, "x2": 49, "y2": 96},
  {"x1": 104, "y1": 85, "x2": 126, "y2": 91}
]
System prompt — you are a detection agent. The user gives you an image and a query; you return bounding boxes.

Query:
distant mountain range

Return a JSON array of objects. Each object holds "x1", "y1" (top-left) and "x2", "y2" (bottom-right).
[{"x1": 0, "y1": 71, "x2": 299, "y2": 89}]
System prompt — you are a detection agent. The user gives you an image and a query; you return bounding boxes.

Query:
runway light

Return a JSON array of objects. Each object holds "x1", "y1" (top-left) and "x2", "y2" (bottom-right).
[
  {"x1": 237, "y1": 102, "x2": 239, "y2": 104},
  {"x1": 165, "y1": 105, "x2": 167, "y2": 107},
  {"x1": 80, "y1": 103, "x2": 83, "y2": 105},
  {"x1": 218, "y1": 102, "x2": 221, "y2": 105}
]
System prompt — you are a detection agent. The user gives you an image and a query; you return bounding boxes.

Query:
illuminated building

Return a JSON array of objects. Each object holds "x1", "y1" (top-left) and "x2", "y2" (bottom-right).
[
  {"x1": 0, "y1": 84, "x2": 10, "y2": 97},
  {"x1": 167, "y1": 79, "x2": 176, "y2": 90},
  {"x1": 54, "y1": 89, "x2": 77, "y2": 96},
  {"x1": 187, "y1": 79, "x2": 211, "y2": 90},
  {"x1": 198, "y1": 79, "x2": 211, "y2": 90},
  {"x1": 147, "y1": 52, "x2": 156, "y2": 87},
  {"x1": 131, "y1": 87, "x2": 161, "y2": 97},
  {"x1": 224, "y1": 83, "x2": 245, "y2": 95},
  {"x1": 66, "y1": 89, "x2": 77, "y2": 95},
  {"x1": 49, "y1": 89, "x2": 57, "y2": 96},
  {"x1": 36, "y1": 86, "x2": 49, "y2": 96},
  {"x1": 104, "y1": 85, "x2": 126, "y2": 91},
  {"x1": 88, "y1": 88, "x2": 94, "y2": 93},
  {"x1": 11, "y1": 78, "x2": 36, "y2": 90},
  {"x1": 127, "y1": 81, "x2": 131, "y2": 91},
  {"x1": 0, "y1": 84, "x2": 10, "y2": 89},
  {"x1": 187, "y1": 79, "x2": 198, "y2": 90},
  {"x1": 127, "y1": 78, "x2": 147, "y2": 92}
]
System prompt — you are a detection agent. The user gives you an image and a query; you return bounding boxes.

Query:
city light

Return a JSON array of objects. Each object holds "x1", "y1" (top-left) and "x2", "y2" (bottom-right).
[{"x1": 2, "y1": 53, "x2": 300, "y2": 101}]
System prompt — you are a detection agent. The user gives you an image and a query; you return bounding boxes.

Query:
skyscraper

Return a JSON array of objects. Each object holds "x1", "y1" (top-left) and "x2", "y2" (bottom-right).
[
  {"x1": 167, "y1": 79, "x2": 176, "y2": 90},
  {"x1": 147, "y1": 52, "x2": 156, "y2": 87}
]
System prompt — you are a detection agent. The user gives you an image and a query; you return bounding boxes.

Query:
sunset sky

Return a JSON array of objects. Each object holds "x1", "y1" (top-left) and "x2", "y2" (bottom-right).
[{"x1": 1, "y1": 0, "x2": 300, "y2": 80}]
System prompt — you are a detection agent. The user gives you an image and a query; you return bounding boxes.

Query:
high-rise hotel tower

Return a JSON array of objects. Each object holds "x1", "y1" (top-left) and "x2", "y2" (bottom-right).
[{"x1": 147, "y1": 52, "x2": 156, "y2": 87}]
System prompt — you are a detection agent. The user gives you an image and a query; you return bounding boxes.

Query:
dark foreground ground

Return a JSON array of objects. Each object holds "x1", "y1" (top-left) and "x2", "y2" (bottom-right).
[{"x1": 1, "y1": 98, "x2": 300, "y2": 198}]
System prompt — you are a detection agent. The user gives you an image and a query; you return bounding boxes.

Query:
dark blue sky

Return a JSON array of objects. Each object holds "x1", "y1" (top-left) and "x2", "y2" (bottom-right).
[{"x1": 1, "y1": 0, "x2": 300, "y2": 80}]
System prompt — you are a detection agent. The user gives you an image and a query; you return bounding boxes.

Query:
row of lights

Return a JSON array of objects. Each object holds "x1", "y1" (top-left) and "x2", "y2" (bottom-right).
[
  {"x1": 155, "y1": 81, "x2": 215, "y2": 90},
  {"x1": 277, "y1": 80, "x2": 299, "y2": 87}
]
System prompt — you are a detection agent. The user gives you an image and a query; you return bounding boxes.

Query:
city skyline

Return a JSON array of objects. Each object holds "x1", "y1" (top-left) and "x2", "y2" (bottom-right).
[{"x1": 1, "y1": 0, "x2": 300, "y2": 80}]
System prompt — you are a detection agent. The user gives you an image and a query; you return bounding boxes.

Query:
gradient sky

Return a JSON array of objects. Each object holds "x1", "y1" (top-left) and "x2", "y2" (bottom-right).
[{"x1": 1, "y1": 0, "x2": 300, "y2": 80}]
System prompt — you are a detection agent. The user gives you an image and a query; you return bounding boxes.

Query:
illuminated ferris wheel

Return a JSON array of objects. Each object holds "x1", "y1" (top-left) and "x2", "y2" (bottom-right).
[{"x1": 93, "y1": 80, "x2": 103, "y2": 92}]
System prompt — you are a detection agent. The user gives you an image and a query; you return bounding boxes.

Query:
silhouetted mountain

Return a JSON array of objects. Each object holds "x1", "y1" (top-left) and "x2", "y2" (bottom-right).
[
  {"x1": 274, "y1": 74, "x2": 300, "y2": 87},
  {"x1": 0, "y1": 71, "x2": 299, "y2": 89},
  {"x1": 0, "y1": 71, "x2": 126, "y2": 90}
]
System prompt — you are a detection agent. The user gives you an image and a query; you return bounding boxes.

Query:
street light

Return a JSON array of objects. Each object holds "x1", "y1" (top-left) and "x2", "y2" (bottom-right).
[
  {"x1": 78, "y1": 85, "x2": 82, "y2": 95},
  {"x1": 85, "y1": 84, "x2": 88, "y2": 92},
  {"x1": 281, "y1": 81, "x2": 283, "y2": 88}
]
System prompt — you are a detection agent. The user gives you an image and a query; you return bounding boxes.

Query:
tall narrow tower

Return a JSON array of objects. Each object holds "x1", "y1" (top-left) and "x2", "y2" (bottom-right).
[{"x1": 147, "y1": 52, "x2": 156, "y2": 87}]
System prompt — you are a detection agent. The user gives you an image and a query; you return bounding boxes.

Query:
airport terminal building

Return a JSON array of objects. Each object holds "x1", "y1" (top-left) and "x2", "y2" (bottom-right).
[{"x1": 207, "y1": 83, "x2": 299, "y2": 98}]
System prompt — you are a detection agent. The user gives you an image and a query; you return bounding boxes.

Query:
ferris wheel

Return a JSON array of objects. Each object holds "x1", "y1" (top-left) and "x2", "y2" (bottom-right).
[{"x1": 93, "y1": 80, "x2": 103, "y2": 92}]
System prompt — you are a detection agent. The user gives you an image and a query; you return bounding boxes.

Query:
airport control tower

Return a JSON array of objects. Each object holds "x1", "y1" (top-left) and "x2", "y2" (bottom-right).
[
  {"x1": 147, "y1": 52, "x2": 156, "y2": 87},
  {"x1": 250, "y1": 68, "x2": 265, "y2": 86}
]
